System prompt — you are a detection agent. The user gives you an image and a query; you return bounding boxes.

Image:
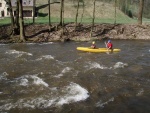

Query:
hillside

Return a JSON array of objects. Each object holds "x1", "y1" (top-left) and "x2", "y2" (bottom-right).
[{"x1": 35, "y1": 0, "x2": 133, "y2": 23}]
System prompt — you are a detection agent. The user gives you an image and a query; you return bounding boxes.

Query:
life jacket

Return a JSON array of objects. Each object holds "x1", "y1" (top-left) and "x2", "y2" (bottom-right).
[
  {"x1": 91, "y1": 44, "x2": 96, "y2": 48},
  {"x1": 107, "y1": 42, "x2": 113, "y2": 49}
]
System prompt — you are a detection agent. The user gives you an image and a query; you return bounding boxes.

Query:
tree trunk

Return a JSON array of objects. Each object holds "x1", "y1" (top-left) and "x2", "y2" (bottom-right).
[
  {"x1": 60, "y1": 0, "x2": 64, "y2": 26},
  {"x1": 33, "y1": 0, "x2": 36, "y2": 24},
  {"x1": 12, "y1": 0, "x2": 20, "y2": 35},
  {"x1": 19, "y1": 0, "x2": 26, "y2": 42},
  {"x1": 48, "y1": 0, "x2": 51, "y2": 27},
  {"x1": 62, "y1": 0, "x2": 64, "y2": 27},
  {"x1": 138, "y1": 0, "x2": 144, "y2": 25},
  {"x1": 80, "y1": 1, "x2": 85, "y2": 24},
  {"x1": 15, "y1": 0, "x2": 19, "y2": 29},
  {"x1": 114, "y1": 0, "x2": 117, "y2": 24},
  {"x1": 125, "y1": 0, "x2": 127, "y2": 14},
  {"x1": 75, "y1": 0, "x2": 80, "y2": 30},
  {"x1": 8, "y1": 0, "x2": 15, "y2": 35},
  {"x1": 92, "y1": 0, "x2": 96, "y2": 31}
]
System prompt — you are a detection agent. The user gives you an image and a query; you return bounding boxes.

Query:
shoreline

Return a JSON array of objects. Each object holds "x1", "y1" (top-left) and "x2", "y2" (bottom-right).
[{"x1": 0, "y1": 23, "x2": 150, "y2": 43}]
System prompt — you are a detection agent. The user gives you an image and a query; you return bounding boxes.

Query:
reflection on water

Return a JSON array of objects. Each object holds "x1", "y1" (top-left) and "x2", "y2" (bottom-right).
[{"x1": 0, "y1": 40, "x2": 150, "y2": 113}]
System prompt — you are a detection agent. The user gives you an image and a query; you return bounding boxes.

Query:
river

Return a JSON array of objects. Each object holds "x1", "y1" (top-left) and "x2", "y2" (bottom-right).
[{"x1": 0, "y1": 40, "x2": 150, "y2": 113}]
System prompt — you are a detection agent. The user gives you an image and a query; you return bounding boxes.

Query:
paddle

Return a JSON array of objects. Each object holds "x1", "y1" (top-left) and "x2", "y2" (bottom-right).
[{"x1": 105, "y1": 41, "x2": 107, "y2": 48}]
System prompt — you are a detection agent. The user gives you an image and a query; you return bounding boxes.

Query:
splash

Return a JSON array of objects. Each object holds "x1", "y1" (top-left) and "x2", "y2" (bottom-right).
[
  {"x1": 0, "y1": 72, "x2": 8, "y2": 81},
  {"x1": 36, "y1": 55, "x2": 54, "y2": 61},
  {"x1": 5, "y1": 50, "x2": 33, "y2": 57},
  {"x1": 54, "y1": 67, "x2": 72, "y2": 78},
  {"x1": 0, "y1": 44, "x2": 7, "y2": 45},
  {"x1": 26, "y1": 43, "x2": 36, "y2": 45},
  {"x1": 86, "y1": 62, "x2": 108, "y2": 70},
  {"x1": 113, "y1": 62, "x2": 128, "y2": 69},
  {"x1": 136, "y1": 89, "x2": 144, "y2": 96},
  {"x1": 0, "y1": 83, "x2": 89, "y2": 110},
  {"x1": 20, "y1": 78, "x2": 29, "y2": 86},
  {"x1": 96, "y1": 97, "x2": 114, "y2": 108},
  {"x1": 57, "y1": 82, "x2": 89, "y2": 105},
  {"x1": 39, "y1": 42, "x2": 53, "y2": 45},
  {"x1": 62, "y1": 67, "x2": 71, "y2": 73},
  {"x1": 31, "y1": 75, "x2": 49, "y2": 87},
  {"x1": 16, "y1": 74, "x2": 49, "y2": 87},
  {"x1": 42, "y1": 55, "x2": 54, "y2": 59}
]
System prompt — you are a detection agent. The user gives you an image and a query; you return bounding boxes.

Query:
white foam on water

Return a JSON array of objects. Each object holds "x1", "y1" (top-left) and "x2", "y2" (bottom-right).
[
  {"x1": 50, "y1": 87, "x2": 58, "y2": 91},
  {"x1": 55, "y1": 73, "x2": 63, "y2": 78},
  {"x1": 5, "y1": 50, "x2": 33, "y2": 57},
  {"x1": 2, "y1": 72, "x2": 9, "y2": 76},
  {"x1": 39, "y1": 42, "x2": 53, "y2": 45},
  {"x1": 0, "y1": 83, "x2": 89, "y2": 110},
  {"x1": 28, "y1": 98, "x2": 56, "y2": 108},
  {"x1": 31, "y1": 75, "x2": 49, "y2": 87},
  {"x1": 57, "y1": 82, "x2": 89, "y2": 105},
  {"x1": 35, "y1": 55, "x2": 54, "y2": 61},
  {"x1": 62, "y1": 67, "x2": 71, "y2": 73},
  {"x1": 19, "y1": 78, "x2": 29, "y2": 86},
  {"x1": 96, "y1": 97, "x2": 114, "y2": 108},
  {"x1": 0, "y1": 92, "x2": 3, "y2": 94},
  {"x1": 14, "y1": 75, "x2": 29, "y2": 86},
  {"x1": 42, "y1": 55, "x2": 54, "y2": 60},
  {"x1": 0, "y1": 103, "x2": 14, "y2": 111},
  {"x1": 35, "y1": 58, "x2": 43, "y2": 61},
  {"x1": 54, "y1": 67, "x2": 72, "y2": 78},
  {"x1": 26, "y1": 43, "x2": 36, "y2": 45},
  {"x1": 136, "y1": 89, "x2": 144, "y2": 96},
  {"x1": 0, "y1": 44, "x2": 7, "y2": 45},
  {"x1": 0, "y1": 72, "x2": 8, "y2": 80},
  {"x1": 15, "y1": 74, "x2": 48, "y2": 87},
  {"x1": 113, "y1": 62, "x2": 128, "y2": 69},
  {"x1": 86, "y1": 62, "x2": 108, "y2": 70}
]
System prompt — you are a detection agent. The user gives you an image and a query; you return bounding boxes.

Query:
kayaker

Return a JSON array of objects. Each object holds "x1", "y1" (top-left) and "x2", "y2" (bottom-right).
[
  {"x1": 106, "y1": 40, "x2": 113, "y2": 50},
  {"x1": 91, "y1": 41, "x2": 96, "y2": 49}
]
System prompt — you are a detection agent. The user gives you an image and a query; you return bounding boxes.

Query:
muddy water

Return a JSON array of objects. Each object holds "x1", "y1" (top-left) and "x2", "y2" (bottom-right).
[{"x1": 0, "y1": 40, "x2": 150, "y2": 113}]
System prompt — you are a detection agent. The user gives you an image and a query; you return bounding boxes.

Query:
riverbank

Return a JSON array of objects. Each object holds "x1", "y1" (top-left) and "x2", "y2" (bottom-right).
[{"x1": 0, "y1": 23, "x2": 150, "y2": 43}]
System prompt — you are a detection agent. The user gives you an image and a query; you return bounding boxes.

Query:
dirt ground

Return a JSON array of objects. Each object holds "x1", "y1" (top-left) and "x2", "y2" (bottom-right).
[{"x1": 0, "y1": 23, "x2": 150, "y2": 43}]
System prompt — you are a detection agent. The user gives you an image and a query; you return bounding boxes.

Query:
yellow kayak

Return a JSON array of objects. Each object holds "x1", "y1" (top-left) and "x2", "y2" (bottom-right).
[{"x1": 77, "y1": 47, "x2": 121, "y2": 53}]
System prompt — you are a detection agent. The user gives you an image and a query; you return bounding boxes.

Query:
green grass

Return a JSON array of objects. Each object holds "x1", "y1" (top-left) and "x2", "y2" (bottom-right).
[
  {"x1": 0, "y1": 18, "x2": 11, "y2": 25},
  {"x1": 0, "y1": 1, "x2": 146, "y2": 25},
  {"x1": 0, "y1": 16, "x2": 149, "y2": 26}
]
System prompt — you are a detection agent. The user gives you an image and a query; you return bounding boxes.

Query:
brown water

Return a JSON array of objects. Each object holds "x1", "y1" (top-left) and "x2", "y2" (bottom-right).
[{"x1": 0, "y1": 40, "x2": 150, "y2": 113}]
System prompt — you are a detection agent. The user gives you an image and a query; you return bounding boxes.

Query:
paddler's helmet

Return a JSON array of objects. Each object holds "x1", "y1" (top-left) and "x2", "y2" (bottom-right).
[
  {"x1": 92, "y1": 41, "x2": 95, "y2": 44},
  {"x1": 108, "y1": 40, "x2": 111, "y2": 43}
]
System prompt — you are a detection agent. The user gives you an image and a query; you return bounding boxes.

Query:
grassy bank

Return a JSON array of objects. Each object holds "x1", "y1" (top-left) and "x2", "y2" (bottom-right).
[
  {"x1": 0, "y1": 16, "x2": 139, "y2": 26},
  {"x1": 1, "y1": 1, "x2": 150, "y2": 26}
]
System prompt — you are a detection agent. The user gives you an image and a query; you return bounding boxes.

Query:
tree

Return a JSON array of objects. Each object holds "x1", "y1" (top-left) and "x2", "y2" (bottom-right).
[
  {"x1": 48, "y1": 0, "x2": 51, "y2": 27},
  {"x1": 80, "y1": 0, "x2": 85, "y2": 24},
  {"x1": 33, "y1": 0, "x2": 36, "y2": 24},
  {"x1": 75, "y1": 0, "x2": 80, "y2": 30},
  {"x1": 18, "y1": 0, "x2": 26, "y2": 42},
  {"x1": 59, "y1": 0, "x2": 64, "y2": 26},
  {"x1": 15, "y1": 0, "x2": 19, "y2": 32},
  {"x1": 7, "y1": 0, "x2": 15, "y2": 32},
  {"x1": 114, "y1": 0, "x2": 117, "y2": 24},
  {"x1": 138, "y1": 0, "x2": 144, "y2": 25},
  {"x1": 6, "y1": 0, "x2": 20, "y2": 35},
  {"x1": 91, "y1": 0, "x2": 96, "y2": 31}
]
